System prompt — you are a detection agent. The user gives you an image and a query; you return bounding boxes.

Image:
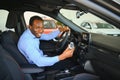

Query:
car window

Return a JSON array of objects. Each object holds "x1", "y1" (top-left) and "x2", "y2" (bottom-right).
[
  {"x1": 24, "y1": 11, "x2": 66, "y2": 34},
  {"x1": 44, "y1": 20, "x2": 56, "y2": 29},
  {"x1": 0, "y1": 10, "x2": 14, "y2": 32},
  {"x1": 24, "y1": 11, "x2": 57, "y2": 28}
]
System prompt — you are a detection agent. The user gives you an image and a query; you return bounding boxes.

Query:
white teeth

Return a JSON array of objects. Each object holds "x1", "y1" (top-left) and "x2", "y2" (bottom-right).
[{"x1": 38, "y1": 34, "x2": 41, "y2": 36}]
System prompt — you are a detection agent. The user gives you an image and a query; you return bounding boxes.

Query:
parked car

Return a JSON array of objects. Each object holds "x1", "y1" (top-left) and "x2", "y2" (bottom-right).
[
  {"x1": 80, "y1": 21, "x2": 120, "y2": 36},
  {"x1": 0, "y1": 0, "x2": 120, "y2": 80}
]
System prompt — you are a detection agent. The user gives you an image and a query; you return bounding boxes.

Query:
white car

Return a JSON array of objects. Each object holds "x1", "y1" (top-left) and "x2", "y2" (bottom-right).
[{"x1": 80, "y1": 21, "x2": 120, "y2": 36}]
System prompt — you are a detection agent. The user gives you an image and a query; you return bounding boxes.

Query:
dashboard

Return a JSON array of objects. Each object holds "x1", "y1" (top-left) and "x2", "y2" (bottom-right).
[{"x1": 68, "y1": 31, "x2": 91, "y2": 65}]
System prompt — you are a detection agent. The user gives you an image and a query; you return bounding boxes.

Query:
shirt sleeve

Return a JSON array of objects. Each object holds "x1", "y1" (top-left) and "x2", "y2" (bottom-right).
[
  {"x1": 21, "y1": 40, "x2": 59, "y2": 67},
  {"x1": 40, "y1": 30, "x2": 60, "y2": 40}
]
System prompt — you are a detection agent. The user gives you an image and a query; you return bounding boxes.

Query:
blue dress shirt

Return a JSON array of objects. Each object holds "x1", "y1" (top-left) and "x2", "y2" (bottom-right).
[{"x1": 18, "y1": 29, "x2": 60, "y2": 67}]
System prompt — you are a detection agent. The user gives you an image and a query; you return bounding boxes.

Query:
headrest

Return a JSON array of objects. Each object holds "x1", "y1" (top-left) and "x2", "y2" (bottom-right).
[{"x1": 6, "y1": 11, "x2": 18, "y2": 29}]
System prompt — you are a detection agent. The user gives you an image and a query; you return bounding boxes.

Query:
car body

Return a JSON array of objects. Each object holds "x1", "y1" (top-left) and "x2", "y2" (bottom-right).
[
  {"x1": 0, "y1": 0, "x2": 120, "y2": 80},
  {"x1": 80, "y1": 21, "x2": 120, "y2": 36}
]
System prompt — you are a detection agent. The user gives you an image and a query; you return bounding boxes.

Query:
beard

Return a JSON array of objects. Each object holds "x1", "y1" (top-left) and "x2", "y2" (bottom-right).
[{"x1": 36, "y1": 33, "x2": 41, "y2": 38}]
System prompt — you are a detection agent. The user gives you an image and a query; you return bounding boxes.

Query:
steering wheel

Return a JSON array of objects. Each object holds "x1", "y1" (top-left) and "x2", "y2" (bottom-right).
[
  {"x1": 40, "y1": 31, "x2": 70, "y2": 54},
  {"x1": 53, "y1": 31, "x2": 67, "y2": 42},
  {"x1": 55, "y1": 31, "x2": 70, "y2": 51}
]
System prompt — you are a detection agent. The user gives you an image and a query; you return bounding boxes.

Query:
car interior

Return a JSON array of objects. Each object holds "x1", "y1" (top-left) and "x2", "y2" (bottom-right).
[{"x1": 0, "y1": 0, "x2": 120, "y2": 80}]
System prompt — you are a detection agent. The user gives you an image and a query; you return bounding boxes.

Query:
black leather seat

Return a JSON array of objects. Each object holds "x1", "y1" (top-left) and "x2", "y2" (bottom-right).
[
  {"x1": 0, "y1": 45, "x2": 33, "y2": 80},
  {"x1": 0, "y1": 30, "x2": 28, "y2": 65}
]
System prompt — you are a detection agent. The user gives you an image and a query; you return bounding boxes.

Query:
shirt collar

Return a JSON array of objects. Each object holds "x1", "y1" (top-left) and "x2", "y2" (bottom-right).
[{"x1": 27, "y1": 28, "x2": 36, "y2": 39}]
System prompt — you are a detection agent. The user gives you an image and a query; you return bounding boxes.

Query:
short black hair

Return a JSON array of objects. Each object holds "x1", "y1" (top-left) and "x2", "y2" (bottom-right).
[{"x1": 29, "y1": 16, "x2": 43, "y2": 26}]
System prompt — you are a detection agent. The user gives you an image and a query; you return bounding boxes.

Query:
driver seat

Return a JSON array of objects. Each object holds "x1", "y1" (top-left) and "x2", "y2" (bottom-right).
[
  {"x1": 0, "y1": 11, "x2": 44, "y2": 73},
  {"x1": 0, "y1": 44, "x2": 33, "y2": 80}
]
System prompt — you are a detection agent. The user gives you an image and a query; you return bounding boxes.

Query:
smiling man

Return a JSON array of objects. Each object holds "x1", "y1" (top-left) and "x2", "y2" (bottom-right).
[{"x1": 18, "y1": 16, "x2": 75, "y2": 70}]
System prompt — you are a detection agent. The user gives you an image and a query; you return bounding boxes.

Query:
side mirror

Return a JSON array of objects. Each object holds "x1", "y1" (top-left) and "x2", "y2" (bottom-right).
[{"x1": 85, "y1": 25, "x2": 91, "y2": 29}]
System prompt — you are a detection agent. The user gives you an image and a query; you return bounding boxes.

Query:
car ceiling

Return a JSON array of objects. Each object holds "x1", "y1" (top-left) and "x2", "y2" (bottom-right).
[
  {"x1": 1, "y1": 0, "x2": 119, "y2": 14},
  {"x1": 0, "y1": 0, "x2": 70, "y2": 11}
]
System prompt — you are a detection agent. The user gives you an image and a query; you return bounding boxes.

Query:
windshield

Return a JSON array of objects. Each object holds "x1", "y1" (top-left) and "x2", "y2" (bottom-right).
[
  {"x1": 60, "y1": 9, "x2": 120, "y2": 36},
  {"x1": 60, "y1": 9, "x2": 106, "y2": 27}
]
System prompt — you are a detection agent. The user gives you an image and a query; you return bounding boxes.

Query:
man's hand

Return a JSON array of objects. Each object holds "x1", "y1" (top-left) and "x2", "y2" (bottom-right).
[
  {"x1": 58, "y1": 45, "x2": 75, "y2": 61},
  {"x1": 58, "y1": 26, "x2": 69, "y2": 32}
]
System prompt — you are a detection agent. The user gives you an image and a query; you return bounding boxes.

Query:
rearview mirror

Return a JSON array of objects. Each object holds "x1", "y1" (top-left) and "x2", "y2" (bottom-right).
[{"x1": 76, "y1": 11, "x2": 86, "y2": 18}]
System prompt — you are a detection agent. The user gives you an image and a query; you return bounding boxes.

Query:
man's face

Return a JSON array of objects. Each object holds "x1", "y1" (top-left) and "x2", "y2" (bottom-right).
[{"x1": 29, "y1": 19, "x2": 44, "y2": 38}]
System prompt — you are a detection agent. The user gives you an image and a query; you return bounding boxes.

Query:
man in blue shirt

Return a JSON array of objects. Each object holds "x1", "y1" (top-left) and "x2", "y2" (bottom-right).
[{"x1": 18, "y1": 16, "x2": 75, "y2": 70}]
